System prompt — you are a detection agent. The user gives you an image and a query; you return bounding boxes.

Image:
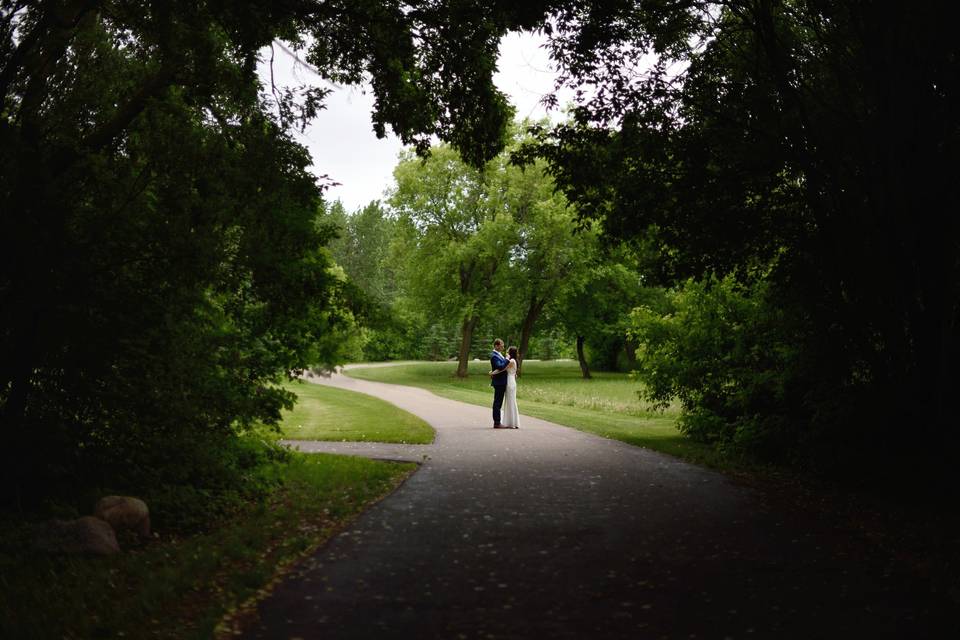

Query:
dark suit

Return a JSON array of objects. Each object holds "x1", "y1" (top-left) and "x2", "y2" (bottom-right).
[{"x1": 490, "y1": 350, "x2": 509, "y2": 425}]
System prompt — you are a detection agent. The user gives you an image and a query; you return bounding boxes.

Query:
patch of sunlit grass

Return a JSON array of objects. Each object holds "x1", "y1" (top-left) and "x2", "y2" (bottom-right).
[{"x1": 278, "y1": 379, "x2": 434, "y2": 444}]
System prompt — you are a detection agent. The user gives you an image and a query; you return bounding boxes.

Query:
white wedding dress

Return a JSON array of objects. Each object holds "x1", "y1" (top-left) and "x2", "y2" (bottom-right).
[{"x1": 502, "y1": 358, "x2": 520, "y2": 428}]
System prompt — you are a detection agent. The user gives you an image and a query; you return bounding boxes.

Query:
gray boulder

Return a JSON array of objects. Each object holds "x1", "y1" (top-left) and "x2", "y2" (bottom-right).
[
  {"x1": 34, "y1": 516, "x2": 120, "y2": 555},
  {"x1": 94, "y1": 495, "x2": 151, "y2": 538}
]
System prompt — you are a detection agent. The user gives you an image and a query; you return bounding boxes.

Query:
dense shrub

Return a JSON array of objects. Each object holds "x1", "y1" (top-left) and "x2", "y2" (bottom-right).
[
  {"x1": 630, "y1": 274, "x2": 807, "y2": 464},
  {"x1": 140, "y1": 430, "x2": 292, "y2": 533}
]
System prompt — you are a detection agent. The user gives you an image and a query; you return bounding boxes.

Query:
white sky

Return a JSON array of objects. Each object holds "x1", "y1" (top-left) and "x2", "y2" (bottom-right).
[{"x1": 259, "y1": 31, "x2": 572, "y2": 212}]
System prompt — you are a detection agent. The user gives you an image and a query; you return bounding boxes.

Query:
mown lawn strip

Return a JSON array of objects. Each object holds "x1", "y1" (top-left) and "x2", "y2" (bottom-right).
[{"x1": 279, "y1": 379, "x2": 434, "y2": 444}]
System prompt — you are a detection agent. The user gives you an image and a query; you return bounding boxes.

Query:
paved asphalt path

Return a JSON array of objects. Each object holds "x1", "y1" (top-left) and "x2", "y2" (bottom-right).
[{"x1": 237, "y1": 372, "x2": 947, "y2": 639}]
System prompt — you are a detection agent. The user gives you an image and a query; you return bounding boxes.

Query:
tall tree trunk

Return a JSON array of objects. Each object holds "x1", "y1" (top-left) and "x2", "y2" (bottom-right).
[
  {"x1": 456, "y1": 315, "x2": 478, "y2": 378},
  {"x1": 517, "y1": 296, "x2": 546, "y2": 375},
  {"x1": 624, "y1": 335, "x2": 638, "y2": 370},
  {"x1": 576, "y1": 335, "x2": 591, "y2": 379}
]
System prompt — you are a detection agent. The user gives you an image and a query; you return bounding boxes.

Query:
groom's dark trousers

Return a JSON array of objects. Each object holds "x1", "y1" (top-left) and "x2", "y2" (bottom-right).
[
  {"x1": 492, "y1": 385, "x2": 506, "y2": 425},
  {"x1": 490, "y1": 350, "x2": 509, "y2": 425}
]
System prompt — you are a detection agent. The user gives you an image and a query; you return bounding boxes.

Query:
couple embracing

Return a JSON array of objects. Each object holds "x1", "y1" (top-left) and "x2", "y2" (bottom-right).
[{"x1": 489, "y1": 338, "x2": 520, "y2": 429}]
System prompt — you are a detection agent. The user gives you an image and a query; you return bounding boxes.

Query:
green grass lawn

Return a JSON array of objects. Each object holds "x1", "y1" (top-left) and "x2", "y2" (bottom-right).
[
  {"x1": 278, "y1": 378, "x2": 434, "y2": 444},
  {"x1": 345, "y1": 360, "x2": 724, "y2": 468}
]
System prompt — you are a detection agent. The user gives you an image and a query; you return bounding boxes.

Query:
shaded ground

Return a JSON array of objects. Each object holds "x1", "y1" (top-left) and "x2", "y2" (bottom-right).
[{"x1": 234, "y1": 373, "x2": 955, "y2": 639}]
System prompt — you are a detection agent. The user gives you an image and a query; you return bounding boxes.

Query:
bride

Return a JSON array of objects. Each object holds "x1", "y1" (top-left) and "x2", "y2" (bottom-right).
[{"x1": 497, "y1": 346, "x2": 520, "y2": 429}]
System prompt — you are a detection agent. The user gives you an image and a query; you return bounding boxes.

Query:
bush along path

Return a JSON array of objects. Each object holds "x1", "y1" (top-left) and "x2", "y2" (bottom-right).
[{"x1": 231, "y1": 373, "x2": 954, "y2": 639}]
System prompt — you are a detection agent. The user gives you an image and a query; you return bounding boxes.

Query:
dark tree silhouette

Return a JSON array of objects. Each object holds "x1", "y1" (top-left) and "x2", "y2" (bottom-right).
[{"x1": 522, "y1": 1, "x2": 960, "y2": 475}]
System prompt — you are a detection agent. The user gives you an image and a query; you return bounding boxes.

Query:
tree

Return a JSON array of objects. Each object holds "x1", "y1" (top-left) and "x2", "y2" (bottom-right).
[
  {"x1": 388, "y1": 122, "x2": 595, "y2": 377},
  {"x1": 325, "y1": 199, "x2": 429, "y2": 361},
  {"x1": 526, "y1": 1, "x2": 960, "y2": 471},
  {"x1": 549, "y1": 242, "x2": 648, "y2": 378},
  {"x1": 326, "y1": 200, "x2": 398, "y2": 304},
  {"x1": 493, "y1": 140, "x2": 583, "y2": 373},
  {"x1": 0, "y1": 2, "x2": 363, "y2": 508},
  {"x1": 389, "y1": 145, "x2": 518, "y2": 376}
]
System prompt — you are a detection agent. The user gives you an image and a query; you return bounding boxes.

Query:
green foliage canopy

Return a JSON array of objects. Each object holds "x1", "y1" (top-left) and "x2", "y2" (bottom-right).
[
  {"x1": 526, "y1": 1, "x2": 960, "y2": 471},
  {"x1": 389, "y1": 144, "x2": 518, "y2": 375}
]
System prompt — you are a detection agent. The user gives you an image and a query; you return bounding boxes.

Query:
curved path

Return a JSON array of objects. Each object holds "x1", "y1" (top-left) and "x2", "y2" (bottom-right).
[{"x1": 238, "y1": 373, "x2": 941, "y2": 639}]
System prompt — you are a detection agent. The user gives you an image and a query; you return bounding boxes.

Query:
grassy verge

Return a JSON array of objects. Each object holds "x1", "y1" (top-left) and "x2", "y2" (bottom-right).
[
  {"x1": 0, "y1": 378, "x2": 434, "y2": 639},
  {"x1": 344, "y1": 360, "x2": 725, "y2": 468},
  {"x1": 278, "y1": 379, "x2": 434, "y2": 443},
  {"x1": 1, "y1": 455, "x2": 415, "y2": 639}
]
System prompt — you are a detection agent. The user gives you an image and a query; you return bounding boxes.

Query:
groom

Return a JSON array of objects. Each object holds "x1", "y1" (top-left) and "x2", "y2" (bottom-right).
[{"x1": 489, "y1": 338, "x2": 509, "y2": 429}]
